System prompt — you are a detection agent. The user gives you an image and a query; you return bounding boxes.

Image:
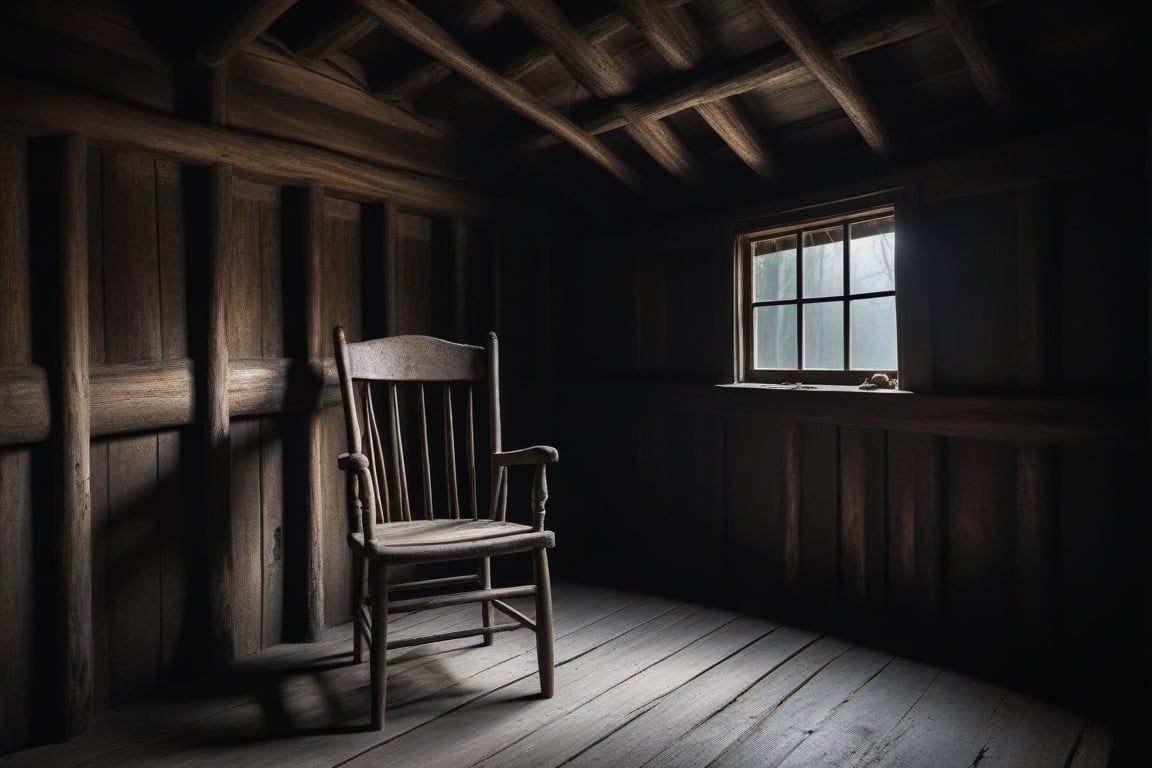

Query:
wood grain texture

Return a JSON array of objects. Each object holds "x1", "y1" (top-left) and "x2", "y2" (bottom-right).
[
  {"x1": 304, "y1": 184, "x2": 327, "y2": 642},
  {"x1": 0, "y1": 366, "x2": 49, "y2": 445},
  {"x1": 513, "y1": 1, "x2": 931, "y2": 153},
  {"x1": 228, "y1": 178, "x2": 285, "y2": 654},
  {"x1": 320, "y1": 197, "x2": 362, "y2": 627},
  {"x1": 0, "y1": 582, "x2": 1109, "y2": 768},
  {"x1": 799, "y1": 423, "x2": 839, "y2": 602},
  {"x1": 0, "y1": 133, "x2": 34, "y2": 754},
  {"x1": 356, "y1": 0, "x2": 647, "y2": 194},
  {"x1": 0, "y1": 74, "x2": 500, "y2": 218},
  {"x1": 886, "y1": 431, "x2": 944, "y2": 623},
  {"x1": 499, "y1": 0, "x2": 701, "y2": 185},
  {"x1": 101, "y1": 150, "x2": 164, "y2": 704},
  {"x1": 838, "y1": 426, "x2": 885, "y2": 609},
  {"x1": 54, "y1": 134, "x2": 94, "y2": 737},
  {"x1": 206, "y1": 164, "x2": 236, "y2": 663}
]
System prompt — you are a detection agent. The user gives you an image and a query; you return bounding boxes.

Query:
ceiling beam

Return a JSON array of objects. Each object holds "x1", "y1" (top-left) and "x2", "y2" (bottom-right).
[
  {"x1": 931, "y1": 0, "x2": 1013, "y2": 110},
  {"x1": 355, "y1": 0, "x2": 648, "y2": 193},
  {"x1": 498, "y1": 0, "x2": 702, "y2": 185},
  {"x1": 197, "y1": 0, "x2": 300, "y2": 68},
  {"x1": 514, "y1": 2, "x2": 935, "y2": 154},
  {"x1": 382, "y1": 0, "x2": 691, "y2": 106},
  {"x1": 615, "y1": 0, "x2": 776, "y2": 179},
  {"x1": 376, "y1": 1, "x2": 507, "y2": 102},
  {"x1": 296, "y1": 8, "x2": 378, "y2": 62},
  {"x1": 747, "y1": 0, "x2": 892, "y2": 156}
]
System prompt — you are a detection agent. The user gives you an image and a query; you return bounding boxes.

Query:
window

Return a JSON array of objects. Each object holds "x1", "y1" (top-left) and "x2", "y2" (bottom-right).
[{"x1": 737, "y1": 207, "x2": 898, "y2": 386}]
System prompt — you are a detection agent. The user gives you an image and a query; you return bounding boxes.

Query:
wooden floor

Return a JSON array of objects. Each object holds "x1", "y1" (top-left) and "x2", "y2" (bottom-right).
[{"x1": 1, "y1": 580, "x2": 1112, "y2": 768}]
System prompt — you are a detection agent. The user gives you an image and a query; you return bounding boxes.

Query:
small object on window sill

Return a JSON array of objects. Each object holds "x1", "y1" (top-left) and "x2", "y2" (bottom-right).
[
  {"x1": 859, "y1": 373, "x2": 897, "y2": 390},
  {"x1": 781, "y1": 381, "x2": 818, "y2": 390}
]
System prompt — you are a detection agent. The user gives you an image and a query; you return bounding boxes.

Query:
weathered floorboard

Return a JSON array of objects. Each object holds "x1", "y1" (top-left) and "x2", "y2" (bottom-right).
[{"x1": 0, "y1": 581, "x2": 1111, "y2": 768}]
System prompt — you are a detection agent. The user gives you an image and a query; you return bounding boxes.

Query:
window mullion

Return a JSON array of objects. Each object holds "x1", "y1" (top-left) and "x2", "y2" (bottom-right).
[
  {"x1": 842, "y1": 222, "x2": 850, "y2": 371},
  {"x1": 794, "y1": 228, "x2": 803, "y2": 370}
]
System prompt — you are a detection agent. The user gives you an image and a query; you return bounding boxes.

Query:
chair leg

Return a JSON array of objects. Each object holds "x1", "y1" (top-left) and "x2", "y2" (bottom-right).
[
  {"x1": 369, "y1": 560, "x2": 389, "y2": 730},
  {"x1": 352, "y1": 555, "x2": 365, "y2": 664},
  {"x1": 479, "y1": 556, "x2": 494, "y2": 645},
  {"x1": 532, "y1": 547, "x2": 555, "y2": 698}
]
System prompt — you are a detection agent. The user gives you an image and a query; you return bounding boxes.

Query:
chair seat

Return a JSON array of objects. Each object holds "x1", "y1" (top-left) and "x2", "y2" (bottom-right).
[{"x1": 349, "y1": 519, "x2": 555, "y2": 565}]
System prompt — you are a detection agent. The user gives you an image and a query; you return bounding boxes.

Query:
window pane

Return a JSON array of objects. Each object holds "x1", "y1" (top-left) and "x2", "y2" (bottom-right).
[
  {"x1": 751, "y1": 235, "x2": 796, "y2": 301},
  {"x1": 803, "y1": 302, "x2": 843, "y2": 369},
  {"x1": 850, "y1": 296, "x2": 898, "y2": 370},
  {"x1": 849, "y1": 216, "x2": 896, "y2": 294},
  {"x1": 802, "y1": 226, "x2": 844, "y2": 298},
  {"x1": 753, "y1": 305, "x2": 797, "y2": 369}
]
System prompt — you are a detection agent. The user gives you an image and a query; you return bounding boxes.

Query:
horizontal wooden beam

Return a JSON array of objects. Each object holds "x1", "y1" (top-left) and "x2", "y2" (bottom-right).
[
  {"x1": 381, "y1": 0, "x2": 691, "y2": 102},
  {"x1": 727, "y1": 0, "x2": 892, "y2": 155},
  {"x1": 615, "y1": 0, "x2": 776, "y2": 179},
  {"x1": 0, "y1": 74, "x2": 503, "y2": 219},
  {"x1": 0, "y1": 358, "x2": 342, "y2": 447},
  {"x1": 0, "y1": 366, "x2": 49, "y2": 445},
  {"x1": 91, "y1": 360, "x2": 195, "y2": 436},
  {"x1": 515, "y1": 1, "x2": 936, "y2": 153},
  {"x1": 9, "y1": 355, "x2": 1135, "y2": 448},
  {"x1": 375, "y1": 0, "x2": 507, "y2": 102},
  {"x1": 356, "y1": 0, "x2": 648, "y2": 194},
  {"x1": 661, "y1": 382, "x2": 1143, "y2": 445},
  {"x1": 500, "y1": 0, "x2": 701, "y2": 185}
]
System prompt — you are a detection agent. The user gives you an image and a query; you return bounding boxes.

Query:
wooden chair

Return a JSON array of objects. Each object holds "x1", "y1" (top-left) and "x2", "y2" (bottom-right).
[{"x1": 332, "y1": 326, "x2": 558, "y2": 730}]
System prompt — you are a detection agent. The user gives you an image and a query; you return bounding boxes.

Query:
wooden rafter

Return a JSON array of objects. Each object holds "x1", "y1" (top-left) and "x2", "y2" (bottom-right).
[
  {"x1": 296, "y1": 8, "x2": 378, "y2": 62},
  {"x1": 615, "y1": 0, "x2": 776, "y2": 179},
  {"x1": 747, "y1": 0, "x2": 892, "y2": 156},
  {"x1": 932, "y1": 0, "x2": 1013, "y2": 110},
  {"x1": 197, "y1": 0, "x2": 300, "y2": 68},
  {"x1": 378, "y1": 0, "x2": 691, "y2": 105},
  {"x1": 355, "y1": 0, "x2": 648, "y2": 194},
  {"x1": 377, "y1": 1, "x2": 507, "y2": 102},
  {"x1": 498, "y1": 0, "x2": 702, "y2": 185},
  {"x1": 513, "y1": 2, "x2": 935, "y2": 154}
]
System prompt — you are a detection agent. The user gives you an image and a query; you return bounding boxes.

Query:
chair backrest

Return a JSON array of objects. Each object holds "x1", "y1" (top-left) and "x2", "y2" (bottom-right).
[{"x1": 333, "y1": 327, "x2": 507, "y2": 539}]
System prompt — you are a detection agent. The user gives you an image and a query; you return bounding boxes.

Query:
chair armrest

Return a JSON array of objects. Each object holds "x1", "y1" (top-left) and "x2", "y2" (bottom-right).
[
  {"x1": 337, "y1": 452, "x2": 376, "y2": 539},
  {"x1": 493, "y1": 445, "x2": 559, "y2": 466},
  {"x1": 491, "y1": 446, "x2": 558, "y2": 531}
]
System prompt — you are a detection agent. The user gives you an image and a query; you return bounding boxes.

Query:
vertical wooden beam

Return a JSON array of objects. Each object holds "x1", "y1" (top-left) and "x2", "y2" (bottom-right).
[
  {"x1": 303, "y1": 183, "x2": 326, "y2": 642},
  {"x1": 0, "y1": 134, "x2": 34, "y2": 753},
  {"x1": 54, "y1": 135, "x2": 93, "y2": 736},
  {"x1": 206, "y1": 164, "x2": 235, "y2": 662}
]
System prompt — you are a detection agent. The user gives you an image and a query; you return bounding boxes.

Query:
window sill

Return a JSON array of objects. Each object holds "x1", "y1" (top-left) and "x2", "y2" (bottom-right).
[{"x1": 722, "y1": 382, "x2": 909, "y2": 394}]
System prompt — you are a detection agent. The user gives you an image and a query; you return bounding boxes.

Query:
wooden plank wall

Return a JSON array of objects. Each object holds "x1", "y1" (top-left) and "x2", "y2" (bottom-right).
[
  {"x1": 0, "y1": 138, "x2": 547, "y2": 754},
  {"x1": 554, "y1": 142, "x2": 1150, "y2": 726},
  {"x1": 0, "y1": 4, "x2": 552, "y2": 755}
]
